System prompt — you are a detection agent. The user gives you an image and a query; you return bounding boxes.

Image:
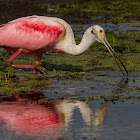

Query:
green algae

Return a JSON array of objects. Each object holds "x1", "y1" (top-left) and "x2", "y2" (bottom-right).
[
  {"x1": 0, "y1": 74, "x2": 52, "y2": 95},
  {"x1": 130, "y1": 21, "x2": 140, "y2": 27},
  {"x1": 3, "y1": 0, "x2": 139, "y2": 23},
  {"x1": 0, "y1": 0, "x2": 139, "y2": 24},
  {"x1": 47, "y1": 0, "x2": 140, "y2": 23}
]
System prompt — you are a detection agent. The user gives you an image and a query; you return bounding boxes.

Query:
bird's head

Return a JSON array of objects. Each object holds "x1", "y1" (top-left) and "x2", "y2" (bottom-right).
[
  {"x1": 91, "y1": 25, "x2": 128, "y2": 76},
  {"x1": 91, "y1": 25, "x2": 105, "y2": 43}
]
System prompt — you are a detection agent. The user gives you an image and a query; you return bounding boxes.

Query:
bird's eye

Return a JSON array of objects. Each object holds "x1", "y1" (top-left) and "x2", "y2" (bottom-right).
[{"x1": 99, "y1": 30, "x2": 103, "y2": 33}]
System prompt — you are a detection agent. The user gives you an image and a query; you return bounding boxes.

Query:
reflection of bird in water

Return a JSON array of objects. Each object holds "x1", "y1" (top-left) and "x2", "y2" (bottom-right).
[
  {"x1": 0, "y1": 92, "x2": 110, "y2": 139},
  {"x1": 56, "y1": 100, "x2": 110, "y2": 127},
  {"x1": 0, "y1": 75, "x2": 129, "y2": 140},
  {"x1": 55, "y1": 77, "x2": 129, "y2": 127},
  {"x1": 0, "y1": 15, "x2": 128, "y2": 75},
  {"x1": 0, "y1": 102, "x2": 63, "y2": 139}
]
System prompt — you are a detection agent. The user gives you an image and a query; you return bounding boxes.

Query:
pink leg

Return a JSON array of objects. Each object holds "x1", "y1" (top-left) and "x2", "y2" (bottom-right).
[
  {"x1": 6, "y1": 49, "x2": 45, "y2": 74},
  {"x1": 7, "y1": 49, "x2": 37, "y2": 69},
  {"x1": 33, "y1": 61, "x2": 39, "y2": 74},
  {"x1": 33, "y1": 55, "x2": 42, "y2": 74},
  {"x1": 6, "y1": 49, "x2": 22, "y2": 65}
]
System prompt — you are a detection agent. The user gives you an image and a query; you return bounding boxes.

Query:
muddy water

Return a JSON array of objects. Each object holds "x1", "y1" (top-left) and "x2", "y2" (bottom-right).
[{"x1": 0, "y1": 0, "x2": 140, "y2": 140}]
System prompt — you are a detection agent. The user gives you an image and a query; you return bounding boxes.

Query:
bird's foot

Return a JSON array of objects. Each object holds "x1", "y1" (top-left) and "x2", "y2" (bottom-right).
[{"x1": 6, "y1": 60, "x2": 47, "y2": 74}]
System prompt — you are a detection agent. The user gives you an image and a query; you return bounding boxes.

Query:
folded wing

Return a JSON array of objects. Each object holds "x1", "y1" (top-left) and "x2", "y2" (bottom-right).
[{"x1": 0, "y1": 16, "x2": 64, "y2": 51}]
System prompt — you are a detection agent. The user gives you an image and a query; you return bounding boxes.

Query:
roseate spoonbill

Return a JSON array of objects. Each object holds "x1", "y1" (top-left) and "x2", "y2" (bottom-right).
[{"x1": 0, "y1": 15, "x2": 128, "y2": 75}]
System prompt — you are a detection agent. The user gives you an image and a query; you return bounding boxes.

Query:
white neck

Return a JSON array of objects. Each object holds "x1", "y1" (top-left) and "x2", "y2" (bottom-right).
[
  {"x1": 73, "y1": 30, "x2": 96, "y2": 55},
  {"x1": 55, "y1": 26, "x2": 96, "y2": 55}
]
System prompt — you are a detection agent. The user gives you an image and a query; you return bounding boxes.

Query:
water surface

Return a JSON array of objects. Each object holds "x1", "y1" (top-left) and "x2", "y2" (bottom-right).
[{"x1": 0, "y1": 71, "x2": 140, "y2": 140}]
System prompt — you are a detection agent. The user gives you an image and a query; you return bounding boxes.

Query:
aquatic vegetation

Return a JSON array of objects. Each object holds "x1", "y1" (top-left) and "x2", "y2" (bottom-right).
[
  {"x1": 130, "y1": 21, "x2": 140, "y2": 27},
  {"x1": 1, "y1": 0, "x2": 139, "y2": 24},
  {"x1": 0, "y1": 74, "x2": 52, "y2": 95},
  {"x1": 0, "y1": 67, "x2": 14, "y2": 82},
  {"x1": 106, "y1": 32, "x2": 118, "y2": 50},
  {"x1": 47, "y1": 0, "x2": 140, "y2": 23}
]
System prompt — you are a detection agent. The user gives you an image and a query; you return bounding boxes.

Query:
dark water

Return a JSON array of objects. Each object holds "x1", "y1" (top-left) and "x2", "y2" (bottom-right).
[
  {"x1": 0, "y1": 1, "x2": 140, "y2": 140},
  {"x1": 0, "y1": 71, "x2": 140, "y2": 140}
]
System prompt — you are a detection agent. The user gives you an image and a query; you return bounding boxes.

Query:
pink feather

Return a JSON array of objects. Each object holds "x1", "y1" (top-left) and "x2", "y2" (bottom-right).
[{"x1": 0, "y1": 16, "x2": 64, "y2": 51}]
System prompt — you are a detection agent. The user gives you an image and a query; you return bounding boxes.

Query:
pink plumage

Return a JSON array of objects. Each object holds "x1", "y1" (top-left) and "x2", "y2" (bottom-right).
[
  {"x1": 0, "y1": 16, "x2": 65, "y2": 73},
  {"x1": 0, "y1": 16, "x2": 64, "y2": 51}
]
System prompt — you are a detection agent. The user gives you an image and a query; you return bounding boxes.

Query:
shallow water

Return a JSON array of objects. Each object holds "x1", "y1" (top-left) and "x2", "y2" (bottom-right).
[{"x1": 0, "y1": 71, "x2": 140, "y2": 140}]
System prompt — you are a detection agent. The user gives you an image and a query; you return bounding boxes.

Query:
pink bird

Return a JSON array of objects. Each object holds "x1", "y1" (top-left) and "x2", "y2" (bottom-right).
[{"x1": 0, "y1": 15, "x2": 128, "y2": 75}]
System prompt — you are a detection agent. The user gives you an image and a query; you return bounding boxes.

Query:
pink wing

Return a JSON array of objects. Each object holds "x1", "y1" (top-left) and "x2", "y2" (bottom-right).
[{"x1": 0, "y1": 16, "x2": 64, "y2": 51}]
